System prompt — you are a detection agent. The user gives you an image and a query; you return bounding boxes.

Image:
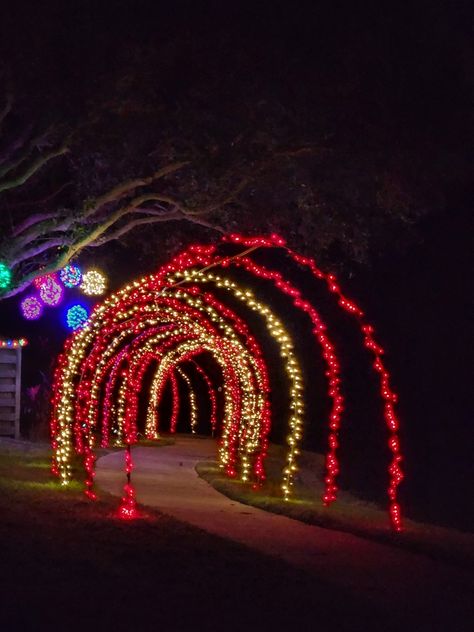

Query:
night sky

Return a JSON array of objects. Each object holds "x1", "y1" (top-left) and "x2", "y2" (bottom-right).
[{"x1": 0, "y1": 1, "x2": 472, "y2": 530}]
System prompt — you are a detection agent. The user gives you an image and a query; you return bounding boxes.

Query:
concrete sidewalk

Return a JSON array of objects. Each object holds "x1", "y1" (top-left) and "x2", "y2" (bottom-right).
[{"x1": 96, "y1": 436, "x2": 472, "y2": 618}]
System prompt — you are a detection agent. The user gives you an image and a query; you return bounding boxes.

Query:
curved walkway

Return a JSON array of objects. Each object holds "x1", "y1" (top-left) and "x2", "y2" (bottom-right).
[{"x1": 96, "y1": 436, "x2": 472, "y2": 617}]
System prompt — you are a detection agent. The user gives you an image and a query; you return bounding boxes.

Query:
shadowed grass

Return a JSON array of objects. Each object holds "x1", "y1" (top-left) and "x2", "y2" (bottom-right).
[
  {"x1": 0, "y1": 440, "x2": 471, "y2": 630},
  {"x1": 196, "y1": 444, "x2": 473, "y2": 569},
  {"x1": 0, "y1": 443, "x2": 372, "y2": 630}
]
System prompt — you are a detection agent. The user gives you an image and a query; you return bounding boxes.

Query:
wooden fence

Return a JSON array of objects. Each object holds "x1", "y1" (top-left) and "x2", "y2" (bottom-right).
[{"x1": 0, "y1": 340, "x2": 25, "y2": 439}]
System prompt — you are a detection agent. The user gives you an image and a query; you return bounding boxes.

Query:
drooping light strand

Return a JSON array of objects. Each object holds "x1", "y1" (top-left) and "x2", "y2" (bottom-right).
[
  {"x1": 176, "y1": 367, "x2": 198, "y2": 434},
  {"x1": 225, "y1": 233, "x2": 404, "y2": 530},
  {"x1": 286, "y1": 250, "x2": 403, "y2": 531},
  {"x1": 192, "y1": 360, "x2": 217, "y2": 435},
  {"x1": 169, "y1": 370, "x2": 180, "y2": 433}
]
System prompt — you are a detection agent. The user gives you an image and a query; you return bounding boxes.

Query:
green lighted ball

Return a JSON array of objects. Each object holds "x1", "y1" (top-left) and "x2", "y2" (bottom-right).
[{"x1": 0, "y1": 262, "x2": 11, "y2": 290}]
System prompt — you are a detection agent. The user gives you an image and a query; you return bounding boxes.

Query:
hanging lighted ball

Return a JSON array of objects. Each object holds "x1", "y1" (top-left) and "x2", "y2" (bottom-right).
[
  {"x1": 80, "y1": 270, "x2": 107, "y2": 296},
  {"x1": 66, "y1": 304, "x2": 89, "y2": 330},
  {"x1": 34, "y1": 272, "x2": 58, "y2": 289},
  {"x1": 21, "y1": 296, "x2": 43, "y2": 320},
  {"x1": 60, "y1": 264, "x2": 82, "y2": 288},
  {"x1": 0, "y1": 262, "x2": 12, "y2": 290},
  {"x1": 39, "y1": 277, "x2": 64, "y2": 306}
]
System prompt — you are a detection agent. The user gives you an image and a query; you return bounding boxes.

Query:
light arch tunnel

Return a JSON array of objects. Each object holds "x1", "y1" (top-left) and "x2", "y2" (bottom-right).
[{"x1": 50, "y1": 233, "x2": 404, "y2": 531}]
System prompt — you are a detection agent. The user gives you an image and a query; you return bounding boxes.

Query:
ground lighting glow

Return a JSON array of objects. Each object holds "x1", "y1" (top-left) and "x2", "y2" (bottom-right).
[{"x1": 50, "y1": 233, "x2": 404, "y2": 531}]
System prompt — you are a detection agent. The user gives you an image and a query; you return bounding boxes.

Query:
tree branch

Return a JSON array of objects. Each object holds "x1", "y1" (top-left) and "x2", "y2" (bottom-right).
[
  {"x1": 7, "y1": 181, "x2": 73, "y2": 212},
  {"x1": 0, "y1": 125, "x2": 56, "y2": 179},
  {"x1": 0, "y1": 144, "x2": 70, "y2": 193},
  {"x1": 0, "y1": 123, "x2": 34, "y2": 166},
  {"x1": 0, "y1": 91, "x2": 13, "y2": 129},
  {"x1": 82, "y1": 160, "x2": 190, "y2": 219},
  {"x1": 180, "y1": 146, "x2": 321, "y2": 218},
  {"x1": 12, "y1": 212, "x2": 59, "y2": 237},
  {"x1": 9, "y1": 238, "x2": 66, "y2": 267},
  {"x1": 182, "y1": 213, "x2": 226, "y2": 233},
  {"x1": 7, "y1": 216, "x2": 76, "y2": 255},
  {"x1": 89, "y1": 210, "x2": 183, "y2": 245},
  {"x1": 183, "y1": 177, "x2": 250, "y2": 216},
  {"x1": 89, "y1": 206, "x2": 225, "y2": 246}
]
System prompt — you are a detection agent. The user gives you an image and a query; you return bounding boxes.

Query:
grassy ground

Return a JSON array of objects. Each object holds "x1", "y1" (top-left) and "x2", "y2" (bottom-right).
[
  {"x1": 196, "y1": 443, "x2": 473, "y2": 569},
  {"x1": 0, "y1": 440, "x2": 393, "y2": 632},
  {"x1": 1, "y1": 439, "x2": 471, "y2": 631}
]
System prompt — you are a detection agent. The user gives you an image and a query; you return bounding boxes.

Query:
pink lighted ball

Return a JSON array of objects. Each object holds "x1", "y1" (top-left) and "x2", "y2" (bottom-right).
[
  {"x1": 33, "y1": 272, "x2": 58, "y2": 289},
  {"x1": 39, "y1": 277, "x2": 64, "y2": 306},
  {"x1": 21, "y1": 296, "x2": 43, "y2": 320}
]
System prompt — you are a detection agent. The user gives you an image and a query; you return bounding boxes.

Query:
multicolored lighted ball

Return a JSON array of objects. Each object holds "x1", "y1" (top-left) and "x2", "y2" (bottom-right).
[
  {"x1": 60, "y1": 265, "x2": 82, "y2": 288},
  {"x1": 21, "y1": 296, "x2": 43, "y2": 320},
  {"x1": 80, "y1": 270, "x2": 107, "y2": 296},
  {"x1": 66, "y1": 304, "x2": 89, "y2": 330},
  {"x1": 39, "y1": 277, "x2": 64, "y2": 306},
  {"x1": 0, "y1": 262, "x2": 12, "y2": 290}
]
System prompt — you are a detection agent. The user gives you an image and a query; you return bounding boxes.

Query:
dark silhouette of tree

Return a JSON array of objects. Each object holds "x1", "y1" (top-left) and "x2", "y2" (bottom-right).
[{"x1": 0, "y1": 1, "x2": 470, "y2": 298}]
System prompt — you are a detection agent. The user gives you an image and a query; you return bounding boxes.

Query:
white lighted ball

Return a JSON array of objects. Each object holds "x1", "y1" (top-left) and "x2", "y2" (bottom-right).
[{"x1": 80, "y1": 270, "x2": 107, "y2": 296}]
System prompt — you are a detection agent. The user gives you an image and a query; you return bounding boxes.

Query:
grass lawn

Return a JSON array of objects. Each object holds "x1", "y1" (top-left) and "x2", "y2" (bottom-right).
[
  {"x1": 1, "y1": 439, "x2": 471, "y2": 631},
  {"x1": 196, "y1": 443, "x2": 473, "y2": 569},
  {"x1": 0, "y1": 440, "x2": 393, "y2": 632}
]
